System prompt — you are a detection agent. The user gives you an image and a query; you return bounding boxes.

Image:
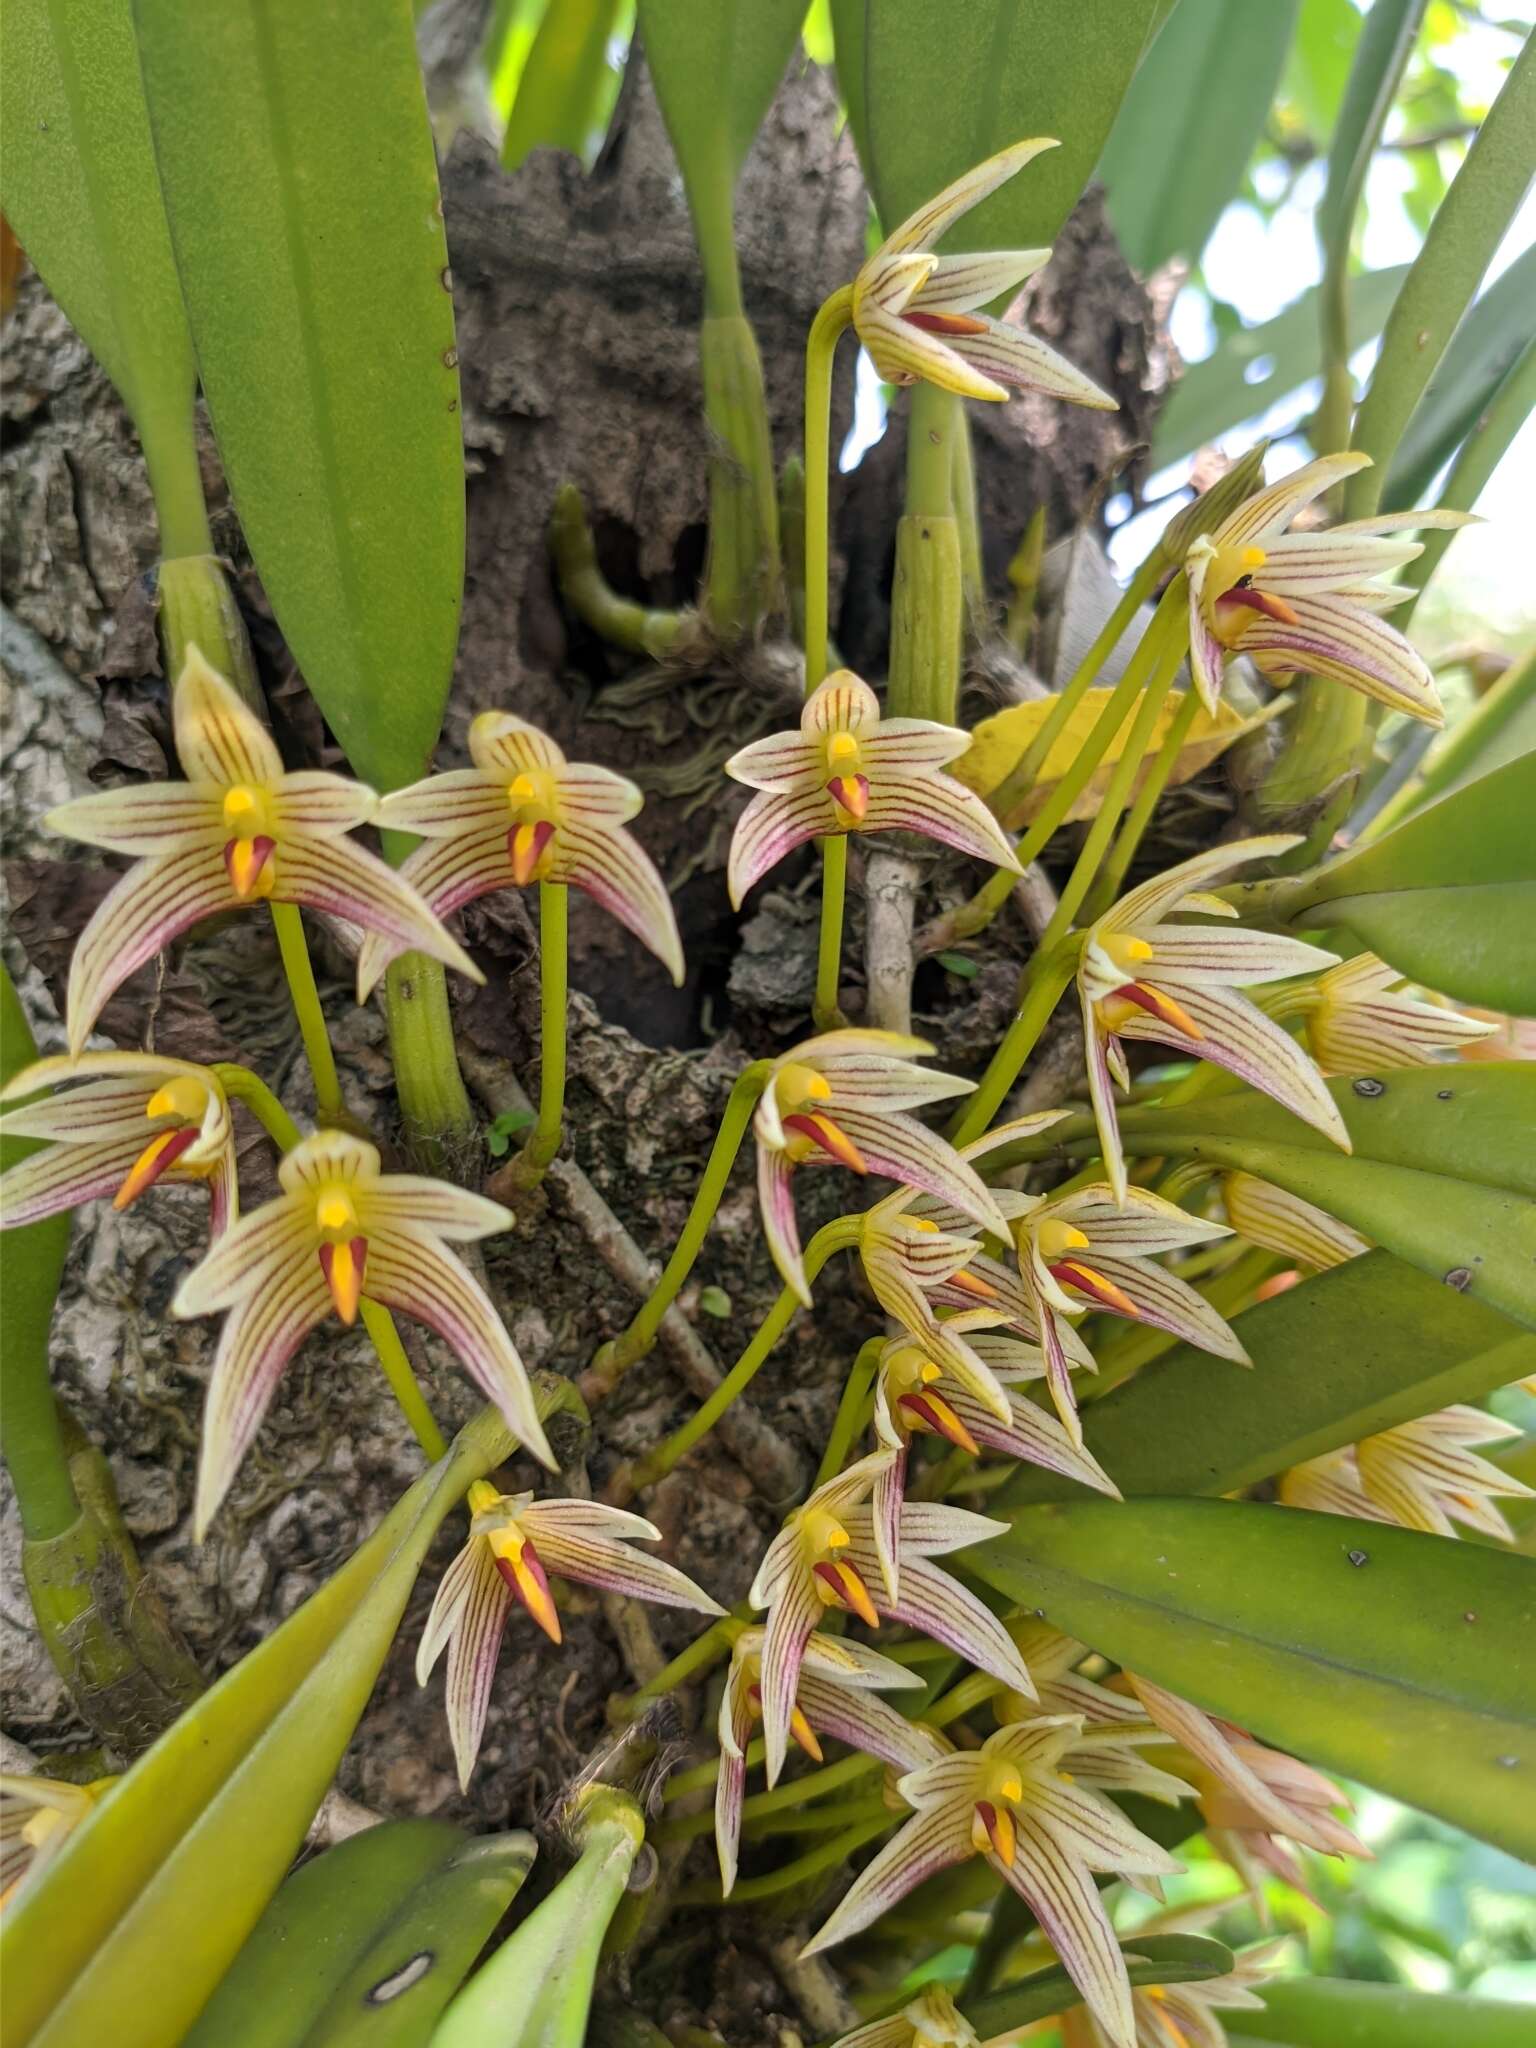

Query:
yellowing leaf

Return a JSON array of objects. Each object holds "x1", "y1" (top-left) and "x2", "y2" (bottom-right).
[{"x1": 953, "y1": 689, "x2": 1276, "y2": 829}]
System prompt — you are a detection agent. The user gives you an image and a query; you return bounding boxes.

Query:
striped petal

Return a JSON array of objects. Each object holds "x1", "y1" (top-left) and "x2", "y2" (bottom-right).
[
  {"x1": 173, "y1": 1195, "x2": 314, "y2": 1314},
  {"x1": 724, "y1": 730, "x2": 822, "y2": 795},
  {"x1": 373, "y1": 769, "x2": 512, "y2": 837},
  {"x1": 821, "y1": 1055, "x2": 975, "y2": 1116},
  {"x1": 267, "y1": 773, "x2": 377, "y2": 836},
  {"x1": 860, "y1": 300, "x2": 1010, "y2": 402},
  {"x1": 861, "y1": 771, "x2": 1024, "y2": 871},
  {"x1": 802, "y1": 669, "x2": 882, "y2": 738},
  {"x1": 1019, "y1": 1770, "x2": 1182, "y2": 1876},
  {"x1": 862, "y1": 1214, "x2": 988, "y2": 1330},
  {"x1": 355, "y1": 823, "x2": 511, "y2": 1000},
  {"x1": 727, "y1": 785, "x2": 833, "y2": 907},
  {"x1": 1223, "y1": 1172, "x2": 1370, "y2": 1270},
  {"x1": 272, "y1": 832, "x2": 483, "y2": 986},
  {"x1": 1236, "y1": 592, "x2": 1445, "y2": 725},
  {"x1": 172, "y1": 646, "x2": 284, "y2": 786},
  {"x1": 1067, "y1": 1746, "x2": 1191, "y2": 1807},
  {"x1": 441, "y1": 1542, "x2": 515, "y2": 1791},
  {"x1": 1186, "y1": 558, "x2": 1228, "y2": 716},
  {"x1": 1112, "y1": 982, "x2": 1349, "y2": 1152},
  {"x1": 1043, "y1": 1185, "x2": 1230, "y2": 1256},
  {"x1": 715, "y1": 1717, "x2": 749, "y2": 1893},
  {"x1": 1082, "y1": 1001, "x2": 1131, "y2": 1206},
  {"x1": 883, "y1": 1556, "x2": 1035, "y2": 1696},
  {"x1": 801, "y1": 1632, "x2": 926, "y2": 1692},
  {"x1": 361, "y1": 1178, "x2": 512, "y2": 1242},
  {"x1": 881, "y1": 138, "x2": 1059, "y2": 257},
  {"x1": 857, "y1": 719, "x2": 972, "y2": 773},
  {"x1": 756, "y1": 1143, "x2": 810, "y2": 1305},
  {"x1": 64, "y1": 843, "x2": 235, "y2": 1055},
  {"x1": 0, "y1": 1063, "x2": 168, "y2": 1140},
  {"x1": 1215, "y1": 452, "x2": 1372, "y2": 552},
  {"x1": 1130, "y1": 1677, "x2": 1347, "y2": 1855},
  {"x1": 467, "y1": 711, "x2": 566, "y2": 779},
  {"x1": 827, "y1": 1106, "x2": 1011, "y2": 1242},
  {"x1": 1078, "y1": 1251, "x2": 1250, "y2": 1364},
  {"x1": 44, "y1": 783, "x2": 224, "y2": 856},
  {"x1": 194, "y1": 1246, "x2": 331, "y2": 1537},
  {"x1": 912, "y1": 247, "x2": 1052, "y2": 313},
  {"x1": 964, "y1": 1387, "x2": 1121, "y2": 1498},
  {"x1": 550, "y1": 820, "x2": 684, "y2": 985},
  {"x1": 519, "y1": 1522, "x2": 724, "y2": 1615},
  {"x1": 1136, "y1": 927, "x2": 1339, "y2": 990},
  {"x1": 758, "y1": 1571, "x2": 822, "y2": 1787},
  {"x1": 554, "y1": 761, "x2": 644, "y2": 826},
  {"x1": 800, "y1": 1800, "x2": 974, "y2": 1956},
  {"x1": 953, "y1": 320, "x2": 1116, "y2": 409},
  {"x1": 886, "y1": 1501, "x2": 1009, "y2": 1558},
  {"x1": 797, "y1": 1671, "x2": 946, "y2": 1776},
  {"x1": 0, "y1": 1131, "x2": 163, "y2": 1229},
  {"x1": 1004, "y1": 1813, "x2": 1136, "y2": 2048},
  {"x1": 363, "y1": 1224, "x2": 554, "y2": 1468},
  {"x1": 1093, "y1": 835, "x2": 1303, "y2": 946},
  {"x1": 1256, "y1": 530, "x2": 1423, "y2": 592}
]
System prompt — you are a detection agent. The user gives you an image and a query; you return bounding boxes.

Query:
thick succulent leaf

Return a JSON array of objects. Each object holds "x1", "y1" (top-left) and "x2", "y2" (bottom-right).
[
  {"x1": 1268, "y1": 753, "x2": 1536, "y2": 1014},
  {"x1": 429, "y1": 1791, "x2": 645, "y2": 2048},
  {"x1": 964, "y1": 1933, "x2": 1234, "y2": 2039},
  {"x1": 184, "y1": 1820, "x2": 535, "y2": 2048},
  {"x1": 0, "y1": 1409, "x2": 517, "y2": 2048},
  {"x1": 833, "y1": 0, "x2": 1162, "y2": 253},
  {"x1": 1228, "y1": 1974, "x2": 1534, "y2": 2047},
  {"x1": 131, "y1": 0, "x2": 463, "y2": 792},
  {"x1": 1000, "y1": 1251, "x2": 1535, "y2": 1509},
  {"x1": 1151, "y1": 267, "x2": 1409, "y2": 468},
  {"x1": 1, "y1": 0, "x2": 202, "y2": 547},
  {"x1": 972, "y1": 1497, "x2": 1536, "y2": 1859},
  {"x1": 1096, "y1": 0, "x2": 1301, "y2": 275},
  {"x1": 636, "y1": 0, "x2": 806, "y2": 211}
]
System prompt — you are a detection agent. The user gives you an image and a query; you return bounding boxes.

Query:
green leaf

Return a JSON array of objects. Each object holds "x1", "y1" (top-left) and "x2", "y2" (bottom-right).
[
  {"x1": 835, "y1": 0, "x2": 1163, "y2": 250},
  {"x1": 501, "y1": 0, "x2": 625, "y2": 172},
  {"x1": 1384, "y1": 245, "x2": 1536, "y2": 511},
  {"x1": 185, "y1": 1819, "x2": 535, "y2": 2048},
  {"x1": 1316, "y1": 0, "x2": 1424, "y2": 267},
  {"x1": 131, "y1": 0, "x2": 464, "y2": 793},
  {"x1": 964, "y1": 1934, "x2": 1234, "y2": 2037},
  {"x1": 1273, "y1": 752, "x2": 1536, "y2": 1014},
  {"x1": 1000, "y1": 1251, "x2": 1536, "y2": 1509},
  {"x1": 0, "y1": 1408, "x2": 515, "y2": 2048},
  {"x1": 1151, "y1": 266, "x2": 1409, "y2": 467},
  {"x1": 430, "y1": 1790, "x2": 646, "y2": 2048},
  {"x1": 1, "y1": 0, "x2": 210, "y2": 556},
  {"x1": 971, "y1": 1497, "x2": 1536, "y2": 1859},
  {"x1": 1285, "y1": 0, "x2": 1360, "y2": 139},
  {"x1": 1228, "y1": 1974, "x2": 1536, "y2": 2047},
  {"x1": 1388, "y1": 644, "x2": 1536, "y2": 823},
  {"x1": 1346, "y1": 27, "x2": 1536, "y2": 519},
  {"x1": 1097, "y1": 0, "x2": 1302, "y2": 275}
]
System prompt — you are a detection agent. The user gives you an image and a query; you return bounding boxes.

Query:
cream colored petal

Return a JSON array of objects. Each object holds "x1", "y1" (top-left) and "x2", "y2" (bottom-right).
[{"x1": 172, "y1": 645, "x2": 284, "y2": 788}]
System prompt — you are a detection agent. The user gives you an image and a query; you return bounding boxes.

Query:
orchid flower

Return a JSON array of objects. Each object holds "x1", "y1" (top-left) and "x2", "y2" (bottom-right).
[
  {"x1": 803, "y1": 1719, "x2": 1183, "y2": 2048},
  {"x1": 830, "y1": 1987, "x2": 986, "y2": 2048},
  {"x1": 752, "y1": 1029, "x2": 1011, "y2": 1306},
  {"x1": 44, "y1": 647, "x2": 478, "y2": 1055},
  {"x1": 998, "y1": 1625, "x2": 1192, "y2": 1810},
  {"x1": 172, "y1": 1129, "x2": 549, "y2": 1536},
  {"x1": 357, "y1": 710, "x2": 683, "y2": 995},
  {"x1": 1077, "y1": 838, "x2": 1349, "y2": 1203},
  {"x1": 1182, "y1": 451, "x2": 1474, "y2": 722},
  {"x1": 871, "y1": 1322, "x2": 1121, "y2": 1570},
  {"x1": 749, "y1": 1451, "x2": 1032, "y2": 1784},
  {"x1": 0, "y1": 1772, "x2": 114, "y2": 1909},
  {"x1": 851, "y1": 139, "x2": 1115, "y2": 411},
  {"x1": 0, "y1": 1053, "x2": 237, "y2": 1239},
  {"x1": 417, "y1": 1480, "x2": 723, "y2": 1789},
  {"x1": 1057, "y1": 1933, "x2": 1283, "y2": 2048},
  {"x1": 1279, "y1": 1406, "x2": 1531, "y2": 1541},
  {"x1": 1221, "y1": 1170, "x2": 1370, "y2": 1272},
  {"x1": 726, "y1": 670, "x2": 1022, "y2": 909},
  {"x1": 1288, "y1": 952, "x2": 1498, "y2": 1074},
  {"x1": 715, "y1": 1626, "x2": 942, "y2": 1895}
]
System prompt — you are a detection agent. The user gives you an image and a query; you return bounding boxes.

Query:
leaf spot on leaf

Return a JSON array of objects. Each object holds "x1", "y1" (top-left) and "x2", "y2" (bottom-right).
[
  {"x1": 1346, "y1": 1548, "x2": 1369, "y2": 1567},
  {"x1": 1437, "y1": 1088, "x2": 1454, "y2": 1101},
  {"x1": 367, "y1": 1951, "x2": 434, "y2": 2003},
  {"x1": 1352, "y1": 1077, "x2": 1386, "y2": 1098},
  {"x1": 1443, "y1": 1267, "x2": 1473, "y2": 1292}
]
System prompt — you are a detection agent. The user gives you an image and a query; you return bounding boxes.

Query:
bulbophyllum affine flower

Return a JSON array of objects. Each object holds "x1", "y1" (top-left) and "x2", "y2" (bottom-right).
[
  {"x1": 715, "y1": 1627, "x2": 941, "y2": 1895},
  {"x1": 1279, "y1": 1407, "x2": 1531, "y2": 1541},
  {"x1": 418, "y1": 1482, "x2": 723, "y2": 1789},
  {"x1": 998, "y1": 1625, "x2": 1191, "y2": 1810},
  {"x1": 803, "y1": 1720, "x2": 1183, "y2": 2048},
  {"x1": 1182, "y1": 450, "x2": 1473, "y2": 722},
  {"x1": 1054, "y1": 1928, "x2": 1283, "y2": 2048},
  {"x1": 1221, "y1": 1170, "x2": 1370, "y2": 1271},
  {"x1": 1289, "y1": 952, "x2": 1497, "y2": 1073},
  {"x1": 1077, "y1": 838, "x2": 1348, "y2": 1203},
  {"x1": 753, "y1": 1029, "x2": 1011, "y2": 1306},
  {"x1": 0, "y1": 1772, "x2": 114, "y2": 1908},
  {"x1": 357, "y1": 711, "x2": 683, "y2": 995},
  {"x1": 851, "y1": 139, "x2": 1115, "y2": 411},
  {"x1": 830, "y1": 1986, "x2": 984, "y2": 2048},
  {"x1": 726, "y1": 670, "x2": 1023, "y2": 908},
  {"x1": 45, "y1": 647, "x2": 478, "y2": 1055},
  {"x1": 0, "y1": 1053, "x2": 236, "y2": 1238},
  {"x1": 173, "y1": 1130, "x2": 550, "y2": 1536},
  {"x1": 749, "y1": 1452, "x2": 1032, "y2": 1784}
]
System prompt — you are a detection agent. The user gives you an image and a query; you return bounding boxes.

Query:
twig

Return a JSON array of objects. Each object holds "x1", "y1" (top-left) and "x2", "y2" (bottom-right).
[{"x1": 863, "y1": 846, "x2": 922, "y2": 1034}]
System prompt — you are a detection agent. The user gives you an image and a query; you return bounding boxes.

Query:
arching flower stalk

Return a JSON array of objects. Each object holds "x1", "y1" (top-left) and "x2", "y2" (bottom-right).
[
  {"x1": 1182, "y1": 451, "x2": 1474, "y2": 722},
  {"x1": 173, "y1": 1130, "x2": 548, "y2": 1536},
  {"x1": 1280, "y1": 952, "x2": 1498, "y2": 1073},
  {"x1": 1077, "y1": 839, "x2": 1348, "y2": 1203},
  {"x1": 714, "y1": 1627, "x2": 942, "y2": 1896},
  {"x1": 1279, "y1": 1407, "x2": 1531, "y2": 1540},
  {"x1": 803, "y1": 1720, "x2": 1183, "y2": 2048},
  {"x1": 0, "y1": 1053, "x2": 236, "y2": 1239},
  {"x1": 418, "y1": 1483, "x2": 723, "y2": 1789},
  {"x1": 44, "y1": 647, "x2": 477, "y2": 1056},
  {"x1": 752, "y1": 1029, "x2": 1010, "y2": 1305}
]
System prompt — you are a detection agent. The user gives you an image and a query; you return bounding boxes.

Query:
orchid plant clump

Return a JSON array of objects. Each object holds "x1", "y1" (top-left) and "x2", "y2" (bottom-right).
[{"x1": 3, "y1": 7, "x2": 1533, "y2": 2048}]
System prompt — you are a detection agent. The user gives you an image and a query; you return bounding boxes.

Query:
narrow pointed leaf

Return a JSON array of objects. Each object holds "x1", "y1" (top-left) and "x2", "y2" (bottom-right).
[
  {"x1": 130, "y1": 0, "x2": 464, "y2": 791},
  {"x1": 184, "y1": 1820, "x2": 535, "y2": 2048},
  {"x1": 971, "y1": 1497, "x2": 1536, "y2": 1859},
  {"x1": 0, "y1": 1409, "x2": 517, "y2": 2048},
  {"x1": 501, "y1": 0, "x2": 624, "y2": 172}
]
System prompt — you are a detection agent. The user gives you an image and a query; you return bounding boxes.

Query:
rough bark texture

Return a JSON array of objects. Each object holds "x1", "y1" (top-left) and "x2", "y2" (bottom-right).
[{"x1": 0, "y1": 54, "x2": 1166, "y2": 2043}]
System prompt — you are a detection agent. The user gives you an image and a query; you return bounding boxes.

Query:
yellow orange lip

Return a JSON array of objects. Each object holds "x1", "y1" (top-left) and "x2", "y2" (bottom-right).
[
  {"x1": 784, "y1": 1111, "x2": 868, "y2": 1175},
  {"x1": 812, "y1": 1558, "x2": 880, "y2": 1629},
  {"x1": 113, "y1": 1126, "x2": 199, "y2": 1209},
  {"x1": 972, "y1": 1797, "x2": 1016, "y2": 1867},
  {"x1": 509, "y1": 818, "x2": 556, "y2": 885},
  {"x1": 319, "y1": 1236, "x2": 368, "y2": 1324},
  {"x1": 826, "y1": 772, "x2": 871, "y2": 821},
  {"x1": 1112, "y1": 979, "x2": 1203, "y2": 1041},
  {"x1": 223, "y1": 834, "x2": 276, "y2": 901},
  {"x1": 946, "y1": 1263, "x2": 1001, "y2": 1301},
  {"x1": 898, "y1": 1389, "x2": 981, "y2": 1456},
  {"x1": 493, "y1": 1537, "x2": 562, "y2": 1644},
  {"x1": 905, "y1": 309, "x2": 990, "y2": 336},
  {"x1": 1048, "y1": 1257, "x2": 1139, "y2": 1319}
]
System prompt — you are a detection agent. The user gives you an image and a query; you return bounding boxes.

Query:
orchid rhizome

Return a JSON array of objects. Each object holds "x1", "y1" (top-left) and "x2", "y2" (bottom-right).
[{"x1": 2, "y1": 3, "x2": 1533, "y2": 2045}]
